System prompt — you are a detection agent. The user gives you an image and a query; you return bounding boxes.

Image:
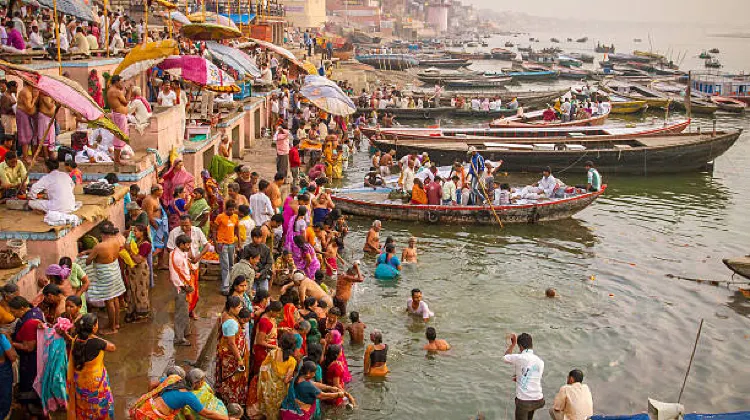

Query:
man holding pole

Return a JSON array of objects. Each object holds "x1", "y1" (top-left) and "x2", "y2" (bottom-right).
[
  {"x1": 106, "y1": 75, "x2": 129, "y2": 164},
  {"x1": 36, "y1": 93, "x2": 57, "y2": 161}
]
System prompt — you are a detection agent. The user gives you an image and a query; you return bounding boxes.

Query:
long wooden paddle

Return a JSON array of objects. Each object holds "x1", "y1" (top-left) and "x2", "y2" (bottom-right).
[{"x1": 470, "y1": 158, "x2": 503, "y2": 228}]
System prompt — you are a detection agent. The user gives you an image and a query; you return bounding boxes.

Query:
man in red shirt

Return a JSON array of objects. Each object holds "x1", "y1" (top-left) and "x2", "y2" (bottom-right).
[
  {"x1": 289, "y1": 139, "x2": 301, "y2": 186},
  {"x1": 0, "y1": 137, "x2": 12, "y2": 162},
  {"x1": 425, "y1": 177, "x2": 443, "y2": 205}
]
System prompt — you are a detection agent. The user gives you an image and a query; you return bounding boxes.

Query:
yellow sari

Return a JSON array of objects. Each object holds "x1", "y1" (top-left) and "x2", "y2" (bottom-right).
[
  {"x1": 67, "y1": 344, "x2": 115, "y2": 419},
  {"x1": 256, "y1": 349, "x2": 297, "y2": 420}
]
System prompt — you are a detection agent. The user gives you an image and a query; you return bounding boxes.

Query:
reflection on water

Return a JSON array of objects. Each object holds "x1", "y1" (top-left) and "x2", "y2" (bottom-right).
[{"x1": 323, "y1": 106, "x2": 750, "y2": 418}]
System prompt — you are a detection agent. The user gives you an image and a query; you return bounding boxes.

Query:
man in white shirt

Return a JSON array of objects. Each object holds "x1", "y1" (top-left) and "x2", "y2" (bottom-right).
[
  {"x1": 550, "y1": 369, "x2": 593, "y2": 420},
  {"x1": 166, "y1": 215, "x2": 209, "y2": 262},
  {"x1": 28, "y1": 160, "x2": 76, "y2": 213},
  {"x1": 157, "y1": 82, "x2": 177, "y2": 107},
  {"x1": 169, "y1": 234, "x2": 193, "y2": 346},
  {"x1": 28, "y1": 25, "x2": 44, "y2": 50},
  {"x1": 504, "y1": 333, "x2": 545, "y2": 420},
  {"x1": 536, "y1": 167, "x2": 560, "y2": 198},
  {"x1": 249, "y1": 180, "x2": 275, "y2": 226},
  {"x1": 399, "y1": 158, "x2": 416, "y2": 192},
  {"x1": 441, "y1": 174, "x2": 458, "y2": 205}
]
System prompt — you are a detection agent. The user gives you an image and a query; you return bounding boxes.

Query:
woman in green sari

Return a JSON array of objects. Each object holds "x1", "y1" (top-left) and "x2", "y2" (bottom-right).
[
  {"x1": 189, "y1": 188, "x2": 212, "y2": 236},
  {"x1": 178, "y1": 368, "x2": 228, "y2": 420}
]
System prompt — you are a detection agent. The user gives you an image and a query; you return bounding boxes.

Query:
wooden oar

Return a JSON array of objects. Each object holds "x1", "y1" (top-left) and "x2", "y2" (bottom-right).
[{"x1": 470, "y1": 159, "x2": 503, "y2": 228}]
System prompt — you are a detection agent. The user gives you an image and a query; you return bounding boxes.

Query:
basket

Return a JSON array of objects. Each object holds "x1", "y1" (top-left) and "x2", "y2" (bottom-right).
[
  {"x1": 5, "y1": 199, "x2": 28, "y2": 211},
  {"x1": 83, "y1": 182, "x2": 115, "y2": 196},
  {"x1": 0, "y1": 249, "x2": 22, "y2": 270}
]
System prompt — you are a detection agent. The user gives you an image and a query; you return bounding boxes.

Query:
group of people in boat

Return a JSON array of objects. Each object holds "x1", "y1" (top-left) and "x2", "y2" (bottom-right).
[{"x1": 542, "y1": 96, "x2": 611, "y2": 122}]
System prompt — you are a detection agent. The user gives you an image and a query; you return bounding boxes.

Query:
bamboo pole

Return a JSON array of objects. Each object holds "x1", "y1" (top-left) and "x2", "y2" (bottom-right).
[
  {"x1": 143, "y1": 0, "x2": 149, "y2": 45},
  {"x1": 678, "y1": 319, "x2": 703, "y2": 403},
  {"x1": 30, "y1": 104, "x2": 61, "y2": 164},
  {"x1": 470, "y1": 159, "x2": 503, "y2": 228},
  {"x1": 104, "y1": 0, "x2": 110, "y2": 57},
  {"x1": 52, "y1": 0, "x2": 61, "y2": 75}
]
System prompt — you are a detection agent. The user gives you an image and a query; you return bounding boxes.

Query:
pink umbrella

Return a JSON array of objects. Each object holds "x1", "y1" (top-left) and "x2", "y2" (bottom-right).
[{"x1": 158, "y1": 55, "x2": 240, "y2": 93}]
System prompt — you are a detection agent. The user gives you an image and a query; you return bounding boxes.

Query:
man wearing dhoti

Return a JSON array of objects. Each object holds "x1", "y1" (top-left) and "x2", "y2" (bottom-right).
[
  {"x1": 84, "y1": 222, "x2": 126, "y2": 334},
  {"x1": 106, "y1": 75, "x2": 129, "y2": 163},
  {"x1": 15, "y1": 81, "x2": 37, "y2": 164}
]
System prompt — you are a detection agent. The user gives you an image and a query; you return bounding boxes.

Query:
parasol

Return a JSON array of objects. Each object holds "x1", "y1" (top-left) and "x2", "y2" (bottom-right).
[
  {"x1": 302, "y1": 60, "x2": 319, "y2": 75},
  {"x1": 205, "y1": 41, "x2": 261, "y2": 78},
  {"x1": 300, "y1": 75, "x2": 355, "y2": 116},
  {"x1": 151, "y1": 0, "x2": 177, "y2": 9},
  {"x1": 113, "y1": 40, "x2": 179, "y2": 80},
  {"x1": 0, "y1": 60, "x2": 128, "y2": 141},
  {"x1": 236, "y1": 39, "x2": 297, "y2": 62},
  {"x1": 158, "y1": 55, "x2": 240, "y2": 93},
  {"x1": 162, "y1": 10, "x2": 191, "y2": 25},
  {"x1": 30, "y1": 0, "x2": 95, "y2": 22},
  {"x1": 187, "y1": 11, "x2": 238, "y2": 29},
  {"x1": 181, "y1": 22, "x2": 242, "y2": 41}
]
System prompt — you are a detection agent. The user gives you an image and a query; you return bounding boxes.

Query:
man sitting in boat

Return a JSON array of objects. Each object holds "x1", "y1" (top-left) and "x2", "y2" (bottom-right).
[
  {"x1": 535, "y1": 167, "x2": 565, "y2": 198},
  {"x1": 489, "y1": 98, "x2": 503, "y2": 111},
  {"x1": 542, "y1": 105, "x2": 557, "y2": 122},
  {"x1": 364, "y1": 167, "x2": 385, "y2": 188},
  {"x1": 507, "y1": 97, "x2": 519, "y2": 110},
  {"x1": 583, "y1": 161, "x2": 602, "y2": 192},
  {"x1": 470, "y1": 98, "x2": 481, "y2": 111}
]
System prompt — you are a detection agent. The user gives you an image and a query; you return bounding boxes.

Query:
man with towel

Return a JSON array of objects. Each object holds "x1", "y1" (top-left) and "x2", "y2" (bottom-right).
[
  {"x1": 106, "y1": 75, "x2": 129, "y2": 163},
  {"x1": 85, "y1": 222, "x2": 126, "y2": 334},
  {"x1": 16, "y1": 80, "x2": 37, "y2": 164},
  {"x1": 143, "y1": 185, "x2": 169, "y2": 270}
]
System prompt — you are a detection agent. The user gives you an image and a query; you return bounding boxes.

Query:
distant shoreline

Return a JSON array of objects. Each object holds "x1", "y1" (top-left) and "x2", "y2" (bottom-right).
[{"x1": 709, "y1": 33, "x2": 750, "y2": 39}]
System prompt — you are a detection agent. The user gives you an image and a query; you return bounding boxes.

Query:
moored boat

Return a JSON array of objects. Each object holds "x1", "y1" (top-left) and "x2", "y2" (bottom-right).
[
  {"x1": 599, "y1": 93, "x2": 648, "y2": 114},
  {"x1": 490, "y1": 48, "x2": 516, "y2": 60},
  {"x1": 599, "y1": 81, "x2": 672, "y2": 109},
  {"x1": 417, "y1": 57, "x2": 471, "y2": 69},
  {"x1": 330, "y1": 187, "x2": 606, "y2": 225},
  {"x1": 710, "y1": 96, "x2": 747, "y2": 113},
  {"x1": 723, "y1": 256, "x2": 750, "y2": 280},
  {"x1": 651, "y1": 82, "x2": 720, "y2": 114},
  {"x1": 445, "y1": 77, "x2": 513, "y2": 88},
  {"x1": 489, "y1": 110, "x2": 610, "y2": 128},
  {"x1": 367, "y1": 124, "x2": 740, "y2": 175},
  {"x1": 355, "y1": 106, "x2": 517, "y2": 120},
  {"x1": 355, "y1": 54, "x2": 419, "y2": 70}
]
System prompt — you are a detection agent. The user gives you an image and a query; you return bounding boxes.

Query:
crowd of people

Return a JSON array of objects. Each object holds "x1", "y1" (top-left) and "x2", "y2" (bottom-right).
[{"x1": 542, "y1": 94, "x2": 612, "y2": 123}]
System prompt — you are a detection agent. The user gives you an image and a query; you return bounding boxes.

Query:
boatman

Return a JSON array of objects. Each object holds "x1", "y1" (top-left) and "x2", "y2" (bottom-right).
[
  {"x1": 584, "y1": 161, "x2": 602, "y2": 192},
  {"x1": 106, "y1": 75, "x2": 129, "y2": 164},
  {"x1": 467, "y1": 146, "x2": 486, "y2": 204}
]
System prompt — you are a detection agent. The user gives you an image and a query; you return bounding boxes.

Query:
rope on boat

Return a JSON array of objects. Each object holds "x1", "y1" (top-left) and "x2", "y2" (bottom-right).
[
  {"x1": 556, "y1": 149, "x2": 590, "y2": 174},
  {"x1": 665, "y1": 273, "x2": 750, "y2": 286}
]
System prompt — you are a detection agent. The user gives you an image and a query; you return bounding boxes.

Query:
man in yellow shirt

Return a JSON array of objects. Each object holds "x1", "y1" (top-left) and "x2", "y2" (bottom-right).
[
  {"x1": 550, "y1": 369, "x2": 594, "y2": 420},
  {"x1": 71, "y1": 27, "x2": 90, "y2": 55},
  {"x1": 0, "y1": 152, "x2": 27, "y2": 197}
]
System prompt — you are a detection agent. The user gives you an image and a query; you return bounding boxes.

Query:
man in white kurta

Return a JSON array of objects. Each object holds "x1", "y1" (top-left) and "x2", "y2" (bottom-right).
[{"x1": 29, "y1": 160, "x2": 76, "y2": 213}]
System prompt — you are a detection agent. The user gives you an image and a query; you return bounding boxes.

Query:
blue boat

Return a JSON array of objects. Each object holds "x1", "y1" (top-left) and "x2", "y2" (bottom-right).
[{"x1": 484, "y1": 70, "x2": 559, "y2": 80}]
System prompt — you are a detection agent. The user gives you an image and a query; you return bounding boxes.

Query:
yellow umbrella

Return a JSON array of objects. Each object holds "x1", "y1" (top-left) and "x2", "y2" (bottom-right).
[
  {"x1": 152, "y1": 0, "x2": 178, "y2": 9},
  {"x1": 113, "y1": 40, "x2": 180, "y2": 80},
  {"x1": 181, "y1": 22, "x2": 242, "y2": 41},
  {"x1": 302, "y1": 60, "x2": 318, "y2": 75}
]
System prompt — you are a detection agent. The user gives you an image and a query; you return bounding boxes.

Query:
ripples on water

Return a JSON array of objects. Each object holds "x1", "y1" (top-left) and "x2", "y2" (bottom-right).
[{"x1": 327, "y1": 110, "x2": 750, "y2": 418}]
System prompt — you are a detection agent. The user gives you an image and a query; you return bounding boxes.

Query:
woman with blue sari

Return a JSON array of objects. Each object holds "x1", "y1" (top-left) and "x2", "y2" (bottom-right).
[
  {"x1": 8, "y1": 296, "x2": 45, "y2": 417},
  {"x1": 0, "y1": 328, "x2": 17, "y2": 419},
  {"x1": 280, "y1": 361, "x2": 346, "y2": 420},
  {"x1": 374, "y1": 244, "x2": 402, "y2": 280}
]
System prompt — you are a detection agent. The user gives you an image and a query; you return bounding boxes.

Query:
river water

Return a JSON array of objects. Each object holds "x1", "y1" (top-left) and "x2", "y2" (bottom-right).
[{"x1": 331, "y1": 109, "x2": 750, "y2": 419}]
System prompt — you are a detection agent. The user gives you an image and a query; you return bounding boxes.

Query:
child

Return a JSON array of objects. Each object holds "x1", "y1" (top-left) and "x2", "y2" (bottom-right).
[
  {"x1": 493, "y1": 183, "x2": 511, "y2": 206},
  {"x1": 346, "y1": 311, "x2": 366, "y2": 345},
  {"x1": 237, "y1": 204, "x2": 255, "y2": 248},
  {"x1": 65, "y1": 160, "x2": 83, "y2": 185},
  {"x1": 272, "y1": 249, "x2": 296, "y2": 285},
  {"x1": 324, "y1": 237, "x2": 342, "y2": 278},
  {"x1": 401, "y1": 236, "x2": 418, "y2": 263}
]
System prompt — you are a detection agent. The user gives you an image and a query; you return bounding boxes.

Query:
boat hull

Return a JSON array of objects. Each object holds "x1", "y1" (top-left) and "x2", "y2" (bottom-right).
[
  {"x1": 490, "y1": 112, "x2": 609, "y2": 128},
  {"x1": 371, "y1": 131, "x2": 740, "y2": 175},
  {"x1": 331, "y1": 187, "x2": 606, "y2": 225},
  {"x1": 723, "y1": 257, "x2": 750, "y2": 280},
  {"x1": 610, "y1": 101, "x2": 648, "y2": 114},
  {"x1": 710, "y1": 96, "x2": 747, "y2": 113},
  {"x1": 356, "y1": 107, "x2": 517, "y2": 120}
]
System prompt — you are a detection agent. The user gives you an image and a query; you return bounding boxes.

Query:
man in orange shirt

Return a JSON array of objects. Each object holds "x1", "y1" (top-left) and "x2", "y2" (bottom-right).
[{"x1": 212, "y1": 199, "x2": 239, "y2": 295}]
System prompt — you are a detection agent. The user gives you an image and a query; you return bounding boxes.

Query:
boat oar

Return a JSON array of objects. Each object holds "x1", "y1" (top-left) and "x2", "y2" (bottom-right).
[
  {"x1": 469, "y1": 159, "x2": 503, "y2": 228},
  {"x1": 678, "y1": 318, "x2": 703, "y2": 403}
]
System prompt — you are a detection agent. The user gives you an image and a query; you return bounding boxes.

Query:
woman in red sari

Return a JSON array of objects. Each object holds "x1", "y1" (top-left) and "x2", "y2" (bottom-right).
[
  {"x1": 161, "y1": 159, "x2": 195, "y2": 230},
  {"x1": 214, "y1": 297, "x2": 250, "y2": 406},
  {"x1": 251, "y1": 301, "x2": 282, "y2": 375},
  {"x1": 322, "y1": 344, "x2": 353, "y2": 407},
  {"x1": 88, "y1": 69, "x2": 104, "y2": 108}
]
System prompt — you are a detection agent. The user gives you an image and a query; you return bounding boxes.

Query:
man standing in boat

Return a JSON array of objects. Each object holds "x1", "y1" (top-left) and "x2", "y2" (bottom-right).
[{"x1": 467, "y1": 146, "x2": 486, "y2": 204}]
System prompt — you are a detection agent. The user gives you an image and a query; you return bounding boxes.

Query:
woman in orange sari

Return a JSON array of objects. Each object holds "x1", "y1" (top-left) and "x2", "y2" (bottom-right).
[
  {"x1": 411, "y1": 178, "x2": 428, "y2": 205},
  {"x1": 214, "y1": 297, "x2": 250, "y2": 406},
  {"x1": 67, "y1": 313, "x2": 116, "y2": 419},
  {"x1": 129, "y1": 372, "x2": 231, "y2": 419}
]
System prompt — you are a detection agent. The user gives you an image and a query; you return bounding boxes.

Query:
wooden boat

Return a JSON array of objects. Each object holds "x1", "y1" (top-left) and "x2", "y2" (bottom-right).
[
  {"x1": 550, "y1": 38, "x2": 560, "y2": 43},
  {"x1": 705, "y1": 58, "x2": 722, "y2": 68},
  {"x1": 568, "y1": 52, "x2": 595, "y2": 63},
  {"x1": 355, "y1": 54, "x2": 419, "y2": 70},
  {"x1": 595, "y1": 43, "x2": 615, "y2": 53},
  {"x1": 489, "y1": 110, "x2": 611, "y2": 128},
  {"x1": 490, "y1": 48, "x2": 516, "y2": 60},
  {"x1": 416, "y1": 69, "x2": 483, "y2": 83},
  {"x1": 651, "y1": 82, "x2": 719, "y2": 114},
  {"x1": 420, "y1": 88, "x2": 569, "y2": 109},
  {"x1": 598, "y1": 93, "x2": 648, "y2": 114},
  {"x1": 445, "y1": 77, "x2": 513, "y2": 88},
  {"x1": 448, "y1": 51, "x2": 493, "y2": 60},
  {"x1": 699, "y1": 51, "x2": 712, "y2": 59},
  {"x1": 550, "y1": 65, "x2": 590, "y2": 79},
  {"x1": 330, "y1": 187, "x2": 606, "y2": 225},
  {"x1": 576, "y1": 37, "x2": 588, "y2": 43},
  {"x1": 599, "y1": 81, "x2": 672, "y2": 109},
  {"x1": 363, "y1": 119, "x2": 689, "y2": 141},
  {"x1": 709, "y1": 96, "x2": 747, "y2": 113},
  {"x1": 556, "y1": 55, "x2": 583, "y2": 68},
  {"x1": 368, "y1": 128, "x2": 741, "y2": 175},
  {"x1": 417, "y1": 58, "x2": 471, "y2": 69},
  {"x1": 633, "y1": 50, "x2": 666, "y2": 61},
  {"x1": 504, "y1": 42, "x2": 514, "y2": 48},
  {"x1": 484, "y1": 70, "x2": 559, "y2": 80},
  {"x1": 355, "y1": 106, "x2": 517, "y2": 120},
  {"x1": 592, "y1": 410, "x2": 749, "y2": 420},
  {"x1": 723, "y1": 256, "x2": 750, "y2": 280},
  {"x1": 709, "y1": 48, "x2": 720, "y2": 54}
]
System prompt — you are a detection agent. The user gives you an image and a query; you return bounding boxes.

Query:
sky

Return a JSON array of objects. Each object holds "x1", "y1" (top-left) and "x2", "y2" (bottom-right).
[{"x1": 463, "y1": 0, "x2": 750, "y2": 26}]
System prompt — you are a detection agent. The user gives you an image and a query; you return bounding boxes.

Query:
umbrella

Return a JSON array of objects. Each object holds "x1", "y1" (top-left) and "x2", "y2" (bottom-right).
[
  {"x1": 302, "y1": 60, "x2": 318, "y2": 75},
  {"x1": 181, "y1": 22, "x2": 242, "y2": 41},
  {"x1": 237, "y1": 39, "x2": 297, "y2": 62},
  {"x1": 31, "y1": 0, "x2": 95, "y2": 22},
  {"x1": 0, "y1": 60, "x2": 128, "y2": 141},
  {"x1": 151, "y1": 0, "x2": 177, "y2": 9},
  {"x1": 163, "y1": 10, "x2": 191, "y2": 25},
  {"x1": 205, "y1": 41, "x2": 261, "y2": 78},
  {"x1": 300, "y1": 75, "x2": 355, "y2": 116},
  {"x1": 187, "y1": 11, "x2": 238, "y2": 29},
  {"x1": 158, "y1": 55, "x2": 240, "y2": 93},
  {"x1": 113, "y1": 40, "x2": 179, "y2": 80}
]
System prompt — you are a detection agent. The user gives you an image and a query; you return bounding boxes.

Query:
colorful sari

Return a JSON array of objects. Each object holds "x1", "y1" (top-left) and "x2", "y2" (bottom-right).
[
  {"x1": 188, "y1": 197, "x2": 211, "y2": 237},
  {"x1": 291, "y1": 241, "x2": 320, "y2": 280},
  {"x1": 0, "y1": 345, "x2": 11, "y2": 420},
  {"x1": 328, "y1": 331, "x2": 352, "y2": 384},
  {"x1": 280, "y1": 372, "x2": 318, "y2": 420},
  {"x1": 201, "y1": 170, "x2": 224, "y2": 220},
  {"x1": 214, "y1": 320, "x2": 249, "y2": 405},
  {"x1": 251, "y1": 316, "x2": 278, "y2": 374},
  {"x1": 35, "y1": 326, "x2": 68, "y2": 415},
  {"x1": 256, "y1": 349, "x2": 297, "y2": 420},
  {"x1": 278, "y1": 303, "x2": 297, "y2": 330},
  {"x1": 13, "y1": 308, "x2": 44, "y2": 403},
  {"x1": 67, "y1": 339, "x2": 115, "y2": 419},
  {"x1": 162, "y1": 161, "x2": 195, "y2": 209},
  {"x1": 324, "y1": 361, "x2": 346, "y2": 406},
  {"x1": 129, "y1": 375, "x2": 181, "y2": 419},
  {"x1": 179, "y1": 382, "x2": 227, "y2": 419},
  {"x1": 125, "y1": 239, "x2": 152, "y2": 318},
  {"x1": 88, "y1": 71, "x2": 104, "y2": 108}
]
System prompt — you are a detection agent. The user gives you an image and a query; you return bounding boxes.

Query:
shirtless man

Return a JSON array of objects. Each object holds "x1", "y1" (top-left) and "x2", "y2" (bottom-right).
[
  {"x1": 106, "y1": 75, "x2": 129, "y2": 163},
  {"x1": 345, "y1": 311, "x2": 366, "y2": 345},
  {"x1": 401, "y1": 236, "x2": 418, "y2": 263},
  {"x1": 363, "y1": 220, "x2": 382, "y2": 254},
  {"x1": 333, "y1": 262, "x2": 363, "y2": 316},
  {"x1": 371, "y1": 150, "x2": 381, "y2": 169},
  {"x1": 378, "y1": 149, "x2": 394, "y2": 176},
  {"x1": 16, "y1": 81, "x2": 38, "y2": 164},
  {"x1": 84, "y1": 222, "x2": 126, "y2": 334},
  {"x1": 142, "y1": 185, "x2": 168, "y2": 267},
  {"x1": 226, "y1": 182, "x2": 249, "y2": 207},
  {"x1": 36, "y1": 93, "x2": 57, "y2": 161},
  {"x1": 266, "y1": 172, "x2": 284, "y2": 210},
  {"x1": 423, "y1": 327, "x2": 451, "y2": 351},
  {"x1": 292, "y1": 271, "x2": 333, "y2": 308},
  {"x1": 260, "y1": 214, "x2": 284, "y2": 255},
  {"x1": 0, "y1": 81, "x2": 17, "y2": 143}
]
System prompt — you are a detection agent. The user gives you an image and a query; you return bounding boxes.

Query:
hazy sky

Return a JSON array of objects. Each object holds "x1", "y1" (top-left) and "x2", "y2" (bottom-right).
[{"x1": 464, "y1": 0, "x2": 750, "y2": 26}]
